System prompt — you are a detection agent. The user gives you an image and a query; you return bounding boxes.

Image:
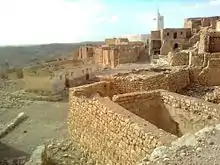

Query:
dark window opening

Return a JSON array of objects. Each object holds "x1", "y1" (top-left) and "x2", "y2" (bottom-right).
[
  {"x1": 173, "y1": 43, "x2": 178, "y2": 49},
  {"x1": 85, "y1": 73, "x2": 89, "y2": 80},
  {"x1": 173, "y1": 32, "x2": 177, "y2": 39},
  {"x1": 167, "y1": 32, "x2": 169, "y2": 36},
  {"x1": 180, "y1": 32, "x2": 183, "y2": 35}
]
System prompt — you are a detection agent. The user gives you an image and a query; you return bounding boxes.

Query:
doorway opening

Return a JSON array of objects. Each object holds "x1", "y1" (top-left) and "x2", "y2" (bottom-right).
[
  {"x1": 173, "y1": 43, "x2": 179, "y2": 50},
  {"x1": 85, "y1": 73, "x2": 90, "y2": 80}
]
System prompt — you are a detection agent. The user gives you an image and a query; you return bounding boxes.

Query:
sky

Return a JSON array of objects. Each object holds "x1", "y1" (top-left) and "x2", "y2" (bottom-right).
[{"x1": 0, "y1": 0, "x2": 220, "y2": 45}]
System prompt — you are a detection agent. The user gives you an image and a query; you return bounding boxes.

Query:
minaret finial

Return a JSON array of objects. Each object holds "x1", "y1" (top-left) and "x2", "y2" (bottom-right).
[{"x1": 157, "y1": 8, "x2": 160, "y2": 16}]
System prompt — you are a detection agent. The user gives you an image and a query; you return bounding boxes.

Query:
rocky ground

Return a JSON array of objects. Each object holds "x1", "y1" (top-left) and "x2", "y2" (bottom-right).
[
  {"x1": 2, "y1": 78, "x2": 220, "y2": 165},
  {"x1": 0, "y1": 79, "x2": 93, "y2": 165},
  {"x1": 46, "y1": 138, "x2": 96, "y2": 165},
  {"x1": 179, "y1": 84, "x2": 220, "y2": 104},
  {"x1": 140, "y1": 124, "x2": 220, "y2": 165},
  {"x1": 0, "y1": 80, "x2": 32, "y2": 111}
]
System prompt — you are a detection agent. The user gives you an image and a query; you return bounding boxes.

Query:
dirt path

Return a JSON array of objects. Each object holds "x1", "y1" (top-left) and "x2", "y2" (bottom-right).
[{"x1": 0, "y1": 101, "x2": 68, "y2": 159}]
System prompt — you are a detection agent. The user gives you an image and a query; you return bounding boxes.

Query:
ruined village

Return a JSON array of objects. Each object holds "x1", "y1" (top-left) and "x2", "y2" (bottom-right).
[{"x1": 1, "y1": 12, "x2": 220, "y2": 165}]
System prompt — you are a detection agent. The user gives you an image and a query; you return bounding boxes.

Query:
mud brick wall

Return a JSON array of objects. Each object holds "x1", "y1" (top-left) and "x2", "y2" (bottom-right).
[
  {"x1": 160, "y1": 90, "x2": 220, "y2": 131},
  {"x1": 68, "y1": 88, "x2": 176, "y2": 165},
  {"x1": 103, "y1": 68, "x2": 190, "y2": 95}
]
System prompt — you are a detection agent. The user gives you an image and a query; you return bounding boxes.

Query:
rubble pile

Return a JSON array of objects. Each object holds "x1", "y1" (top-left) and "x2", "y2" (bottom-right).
[
  {"x1": 179, "y1": 85, "x2": 220, "y2": 104},
  {"x1": 0, "y1": 81, "x2": 32, "y2": 109},
  {"x1": 46, "y1": 138, "x2": 95, "y2": 165},
  {"x1": 140, "y1": 124, "x2": 220, "y2": 165}
]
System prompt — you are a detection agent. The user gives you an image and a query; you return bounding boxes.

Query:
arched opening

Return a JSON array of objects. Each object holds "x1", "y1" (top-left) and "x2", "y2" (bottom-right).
[
  {"x1": 173, "y1": 43, "x2": 179, "y2": 50},
  {"x1": 173, "y1": 32, "x2": 177, "y2": 39}
]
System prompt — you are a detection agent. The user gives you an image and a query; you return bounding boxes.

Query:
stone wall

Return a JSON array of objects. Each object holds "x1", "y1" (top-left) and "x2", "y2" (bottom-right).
[
  {"x1": 70, "y1": 81, "x2": 111, "y2": 97},
  {"x1": 216, "y1": 21, "x2": 220, "y2": 31},
  {"x1": 203, "y1": 52, "x2": 220, "y2": 67},
  {"x1": 168, "y1": 52, "x2": 189, "y2": 66},
  {"x1": 150, "y1": 30, "x2": 161, "y2": 40},
  {"x1": 113, "y1": 89, "x2": 220, "y2": 135},
  {"x1": 101, "y1": 68, "x2": 190, "y2": 95},
  {"x1": 198, "y1": 58, "x2": 220, "y2": 86},
  {"x1": 68, "y1": 86, "x2": 176, "y2": 165},
  {"x1": 78, "y1": 46, "x2": 94, "y2": 60},
  {"x1": 160, "y1": 90, "x2": 220, "y2": 132},
  {"x1": 118, "y1": 46, "x2": 140, "y2": 64},
  {"x1": 198, "y1": 31, "x2": 220, "y2": 54},
  {"x1": 105, "y1": 38, "x2": 129, "y2": 45},
  {"x1": 24, "y1": 75, "x2": 52, "y2": 92},
  {"x1": 161, "y1": 28, "x2": 191, "y2": 41},
  {"x1": 160, "y1": 40, "x2": 173, "y2": 55},
  {"x1": 189, "y1": 52, "x2": 204, "y2": 67},
  {"x1": 188, "y1": 67, "x2": 203, "y2": 83},
  {"x1": 112, "y1": 91, "x2": 181, "y2": 136}
]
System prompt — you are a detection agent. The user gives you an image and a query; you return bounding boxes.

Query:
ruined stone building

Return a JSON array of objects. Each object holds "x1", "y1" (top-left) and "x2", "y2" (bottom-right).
[
  {"x1": 198, "y1": 31, "x2": 220, "y2": 54},
  {"x1": 78, "y1": 44, "x2": 94, "y2": 60},
  {"x1": 149, "y1": 16, "x2": 220, "y2": 56},
  {"x1": 93, "y1": 44, "x2": 142, "y2": 68},
  {"x1": 149, "y1": 28, "x2": 192, "y2": 55},
  {"x1": 184, "y1": 16, "x2": 220, "y2": 32},
  {"x1": 216, "y1": 20, "x2": 220, "y2": 31},
  {"x1": 23, "y1": 58, "x2": 99, "y2": 97},
  {"x1": 77, "y1": 38, "x2": 148, "y2": 69},
  {"x1": 105, "y1": 38, "x2": 129, "y2": 45}
]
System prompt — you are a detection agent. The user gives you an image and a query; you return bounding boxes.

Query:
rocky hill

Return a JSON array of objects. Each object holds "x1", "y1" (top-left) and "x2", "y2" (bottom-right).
[{"x1": 0, "y1": 42, "x2": 103, "y2": 67}]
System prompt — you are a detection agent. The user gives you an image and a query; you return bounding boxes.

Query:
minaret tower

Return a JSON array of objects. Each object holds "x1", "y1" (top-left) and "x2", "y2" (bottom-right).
[{"x1": 156, "y1": 9, "x2": 164, "y2": 30}]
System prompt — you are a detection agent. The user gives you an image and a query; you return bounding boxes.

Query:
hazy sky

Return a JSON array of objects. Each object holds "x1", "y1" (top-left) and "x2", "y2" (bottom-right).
[{"x1": 0, "y1": 0, "x2": 220, "y2": 45}]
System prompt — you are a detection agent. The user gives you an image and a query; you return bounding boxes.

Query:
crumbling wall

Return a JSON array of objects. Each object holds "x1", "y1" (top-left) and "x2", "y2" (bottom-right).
[
  {"x1": 160, "y1": 90, "x2": 220, "y2": 132},
  {"x1": 188, "y1": 67, "x2": 203, "y2": 83},
  {"x1": 216, "y1": 21, "x2": 220, "y2": 31},
  {"x1": 70, "y1": 81, "x2": 111, "y2": 97},
  {"x1": 189, "y1": 52, "x2": 204, "y2": 67},
  {"x1": 68, "y1": 85, "x2": 175, "y2": 165},
  {"x1": 118, "y1": 47, "x2": 140, "y2": 64},
  {"x1": 112, "y1": 91, "x2": 181, "y2": 136},
  {"x1": 168, "y1": 52, "x2": 189, "y2": 66},
  {"x1": 198, "y1": 31, "x2": 220, "y2": 54},
  {"x1": 160, "y1": 40, "x2": 172, "y2": 55},
  {"x1": 198, "y1": 58, "x2": 220, "y2": 86},
  {"x1": 203, "y1": 53, "x2": 220, "y2": 67},
  {"x1": 101, "y1": 68, "x2": 190, "y2": 95}
]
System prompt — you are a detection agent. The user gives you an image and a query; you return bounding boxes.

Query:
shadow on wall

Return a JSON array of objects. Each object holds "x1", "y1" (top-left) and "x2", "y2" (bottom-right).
[{"x1": 118, "y1": 97, "x2": 182, "y2": 137}]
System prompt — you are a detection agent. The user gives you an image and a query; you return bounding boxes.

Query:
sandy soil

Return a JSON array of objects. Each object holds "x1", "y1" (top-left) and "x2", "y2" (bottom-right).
[{"x1": 0, "y1": 100, "x2": 68, "y2": 159}]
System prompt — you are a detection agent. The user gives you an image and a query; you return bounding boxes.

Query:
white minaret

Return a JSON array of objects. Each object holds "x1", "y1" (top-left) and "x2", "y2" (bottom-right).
[{"x1": 156, "y1": 9, "x2": 164, "y2": 30}]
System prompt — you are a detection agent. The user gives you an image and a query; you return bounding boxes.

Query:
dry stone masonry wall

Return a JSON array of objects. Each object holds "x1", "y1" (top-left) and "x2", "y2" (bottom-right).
[
  {"x1": 160, "y1": 90, "x2": 220, "y2": 132},
  {"x1": 68, "y1": 86, "x2": 176, "y2": 165},
  {"x1": 67, "y1": 64, "x2": 220, "y2": 165},
  {"x1": 101, "y1": 67, "x2": 190, "y2": 95}
]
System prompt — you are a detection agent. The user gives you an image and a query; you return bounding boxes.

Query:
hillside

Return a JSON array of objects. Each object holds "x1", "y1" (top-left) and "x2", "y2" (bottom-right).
[{"x1": 0, "y1": 42, "x2": 103, "y2": 67}]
